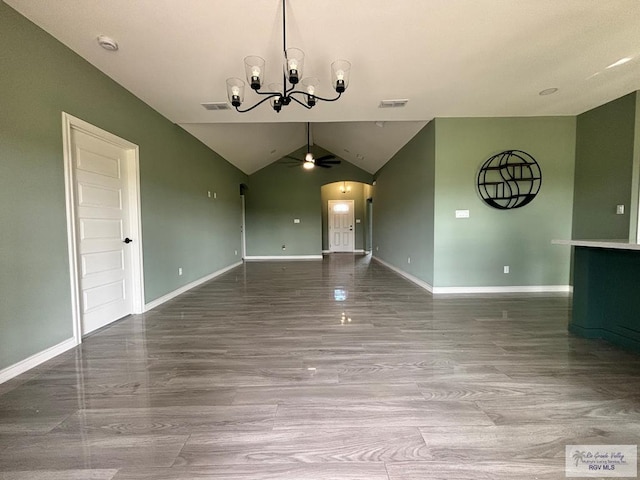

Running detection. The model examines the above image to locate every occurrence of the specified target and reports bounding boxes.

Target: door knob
[123,237,133,244]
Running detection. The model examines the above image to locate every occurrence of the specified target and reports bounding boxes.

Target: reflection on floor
[1,254,639,479]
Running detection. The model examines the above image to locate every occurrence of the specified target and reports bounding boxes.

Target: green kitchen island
[554,239,640,352]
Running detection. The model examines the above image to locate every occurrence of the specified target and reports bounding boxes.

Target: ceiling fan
[285,123,341,169]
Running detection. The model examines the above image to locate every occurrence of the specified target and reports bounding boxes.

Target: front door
[71,128,134,334]
[328,200,355,252]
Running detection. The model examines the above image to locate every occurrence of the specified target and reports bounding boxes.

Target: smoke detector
[97,35,118,51]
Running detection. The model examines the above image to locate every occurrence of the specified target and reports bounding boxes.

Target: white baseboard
[244,255,323,261]
[0,337,77,385]
[373,256,434,293]
[321,250,366,254]
[432,285,572,294]
[372,256,571,295]
[144,261,243,311]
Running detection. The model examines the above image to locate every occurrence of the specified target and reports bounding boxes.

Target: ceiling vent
[379,99,409,108]
[201,102,232,111]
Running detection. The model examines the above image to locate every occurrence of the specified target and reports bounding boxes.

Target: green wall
[434,117,576,287]
[374,117,576,289]
[0,3,246,371]
[374,121,436,285]
[573,92,637,240]
[321,182,368,251]
[245,147,373,256]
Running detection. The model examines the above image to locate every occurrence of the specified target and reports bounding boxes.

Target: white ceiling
[6,0,640,174]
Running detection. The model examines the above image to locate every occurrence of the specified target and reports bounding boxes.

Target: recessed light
[97,35,118,51]
[539,88,558,96]
[606,57,632,69]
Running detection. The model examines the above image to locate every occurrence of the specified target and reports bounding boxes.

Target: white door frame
[241,194,247,259]
[62,112,145,344]
[328,199,355,253]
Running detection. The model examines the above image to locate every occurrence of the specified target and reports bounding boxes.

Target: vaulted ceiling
[6,0,640,174]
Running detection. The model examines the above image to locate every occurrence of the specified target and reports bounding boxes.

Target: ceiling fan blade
[315,154,336,162]
[316,163,332,168]
[285,155,304,162]
[318,160,341,165]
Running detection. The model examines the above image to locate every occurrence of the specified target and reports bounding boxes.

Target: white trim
[0,337,76,385]
[144,261,242,311]
[62,113,145,343]
[244,255,323,261]
[241,195,247,259]
[432,285,572,294]
[322,250,366,254]
[373,256,434,292]
[373,256,571,295]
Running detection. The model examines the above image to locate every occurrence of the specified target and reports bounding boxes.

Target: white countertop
[552,239,640,251]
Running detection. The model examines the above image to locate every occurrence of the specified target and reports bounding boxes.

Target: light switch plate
[294,218,300,224]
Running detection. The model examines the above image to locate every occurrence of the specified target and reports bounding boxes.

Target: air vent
[201,102,231,111]
[379,99,409,108]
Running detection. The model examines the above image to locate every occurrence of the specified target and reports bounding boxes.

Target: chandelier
[225,0,351,113]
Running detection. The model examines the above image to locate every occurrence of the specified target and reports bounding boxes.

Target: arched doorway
[321,181,373,254]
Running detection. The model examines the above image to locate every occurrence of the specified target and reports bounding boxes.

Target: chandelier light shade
[331,60,351,93]
[301,77,319,106]
[244,56,265,90]
[284,48,305,84]
[226,78,245,107]
[226,0,351,113]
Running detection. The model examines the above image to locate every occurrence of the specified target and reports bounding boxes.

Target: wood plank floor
[1,254,640,479]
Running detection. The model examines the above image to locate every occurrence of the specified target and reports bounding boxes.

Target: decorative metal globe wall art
[477,150,542,210]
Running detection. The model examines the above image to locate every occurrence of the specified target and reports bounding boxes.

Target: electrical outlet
[207,191,211,198]
[616,204,625,215]
[503,266,509,274]
[376,246,379,251]
[234,250,238,256]
[213,192,217,199]
[178,267,183,276]
[407,257,411,264]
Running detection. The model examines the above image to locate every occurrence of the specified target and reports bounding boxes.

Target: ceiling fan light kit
[226,0,351,113]
[285,123,341,170]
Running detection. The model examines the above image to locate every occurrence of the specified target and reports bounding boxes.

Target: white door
[328,200,355,252]
[71,128,134,334]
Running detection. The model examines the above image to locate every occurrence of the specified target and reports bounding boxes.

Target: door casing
[62,112,145,343]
